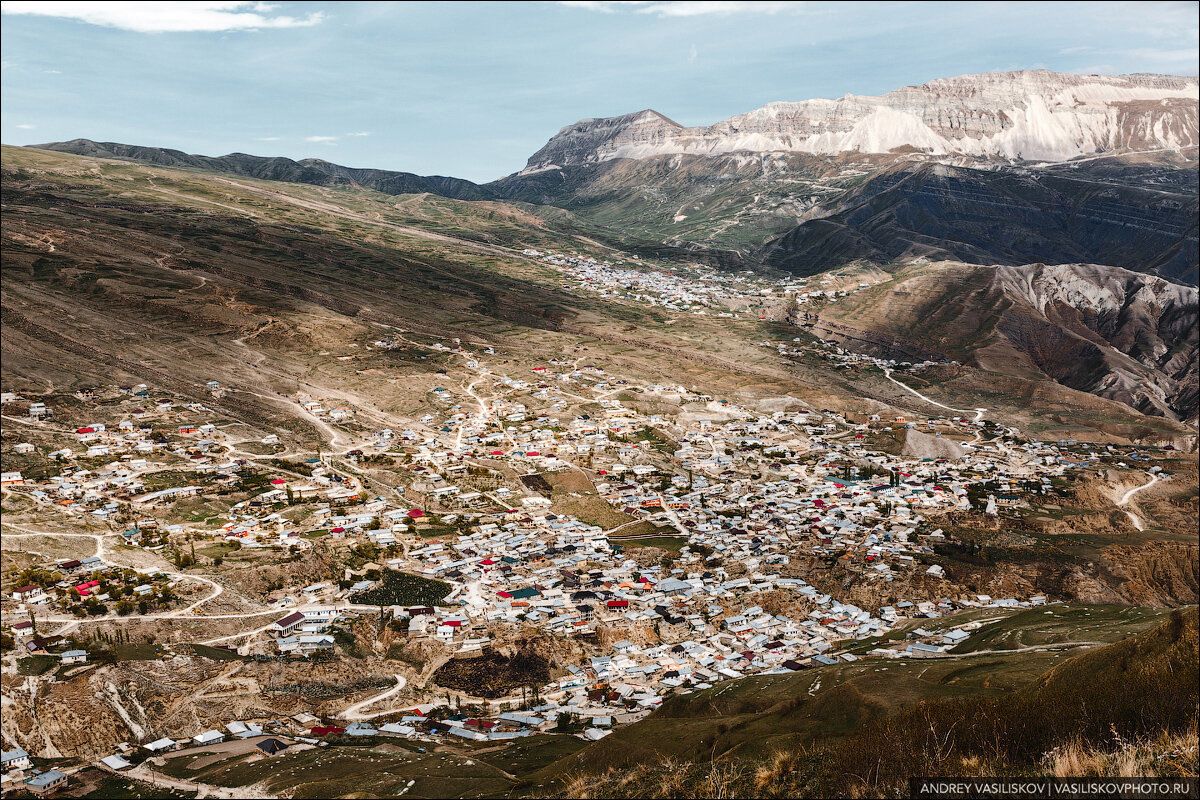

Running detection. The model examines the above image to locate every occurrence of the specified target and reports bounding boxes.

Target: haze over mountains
[36,70,1199,285]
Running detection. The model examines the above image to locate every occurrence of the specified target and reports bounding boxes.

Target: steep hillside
[809,261,1199,423]
[0,145,830,444]
[2,145,1192,449]
[0,145,608,443]
[759,161,1199,283]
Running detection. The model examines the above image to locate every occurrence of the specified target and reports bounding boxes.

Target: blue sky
[2,1,1197,181]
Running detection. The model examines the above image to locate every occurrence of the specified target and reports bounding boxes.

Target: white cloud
[16,123,35,129]
[304,135,338,143]
[0,2,325,33]
[255,136,281,141]
[558,1,803,17]
[345,131,371,137]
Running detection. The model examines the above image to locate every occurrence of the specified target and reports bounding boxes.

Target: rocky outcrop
[1099,542,1200,607]
[0,656,405,761]
[902,428,967,460]
[992,263,1199,419]
[522,71,1198,169]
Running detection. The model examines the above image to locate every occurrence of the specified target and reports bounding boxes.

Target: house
[24,770,68,796]
[193,730,225,746]
[277,634,335,654]
[12,585,43,602]
[226,721,263,738]
[270,611,306,636]
[310,726,345,736]
[1,472,24,486]
[143,737,177,753]
[60,649,88,665]
[942,628,970,646]
[1,748,31,771]
[907,642,944,658]
[101,754,132,770]
[255,738,290,756]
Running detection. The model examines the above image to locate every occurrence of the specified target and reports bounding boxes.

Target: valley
[1,64,1197,800]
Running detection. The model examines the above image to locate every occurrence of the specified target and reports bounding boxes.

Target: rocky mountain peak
[521,109,683,173]
[522,70,1199,169]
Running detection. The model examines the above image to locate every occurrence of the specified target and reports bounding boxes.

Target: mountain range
[33,70,1199,284]
[519,71,1198,168]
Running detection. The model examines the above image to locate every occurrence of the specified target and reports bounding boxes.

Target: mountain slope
[31,138,493,200]
[808,261,1199,424]
[28,70,1200,282]
[495,70,1199,281]
[758,160,1199,283]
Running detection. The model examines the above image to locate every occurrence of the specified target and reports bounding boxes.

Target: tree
[286,485,295,505]
[116,599,135,616]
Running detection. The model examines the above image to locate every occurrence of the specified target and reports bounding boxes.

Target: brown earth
[0,656,397,762]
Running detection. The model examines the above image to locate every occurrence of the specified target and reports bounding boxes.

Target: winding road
[882,367,986,423]
[340,673,408,720]
[1115,472,1159,531]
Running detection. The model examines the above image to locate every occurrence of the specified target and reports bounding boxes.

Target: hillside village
[0,250,1173,793]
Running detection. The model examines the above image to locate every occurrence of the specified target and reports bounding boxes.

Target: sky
[1,1,1197,182]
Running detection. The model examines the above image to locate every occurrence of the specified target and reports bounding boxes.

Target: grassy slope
[523,605,1178,787]
[541,606,1198,798]
[3,143,847,483]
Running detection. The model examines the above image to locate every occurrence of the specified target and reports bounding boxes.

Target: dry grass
[546,611,1199,799]
[1046,719,1199,779]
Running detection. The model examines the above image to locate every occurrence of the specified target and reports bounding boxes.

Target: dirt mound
[543,468,597,495]
[902,428,966,460]
[219,547,339,600]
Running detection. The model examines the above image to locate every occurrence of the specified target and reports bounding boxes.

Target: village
[0,252,1171,796]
